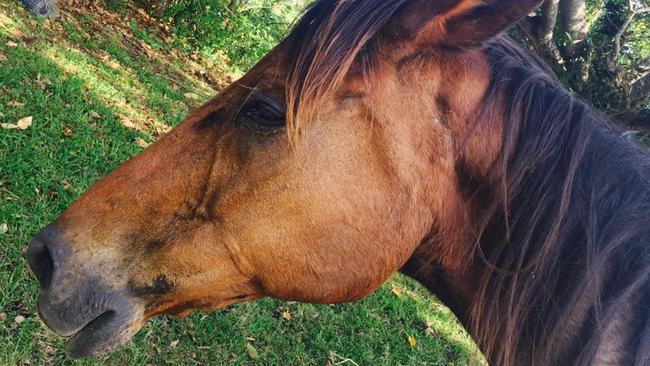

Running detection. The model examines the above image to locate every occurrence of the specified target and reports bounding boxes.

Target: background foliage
[162,0,306,70]
[114,0,650,126]
[515,0,649,126]
[106,0,310,71]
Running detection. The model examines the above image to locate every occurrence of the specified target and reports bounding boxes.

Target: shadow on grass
[55,9,222,114]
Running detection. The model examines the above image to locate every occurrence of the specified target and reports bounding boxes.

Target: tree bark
[631,72,650,107]
[557,0,591,91]
[540,0,560,43]
[559,0,589,51]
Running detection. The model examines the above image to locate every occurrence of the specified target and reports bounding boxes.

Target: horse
[26,0,650,364]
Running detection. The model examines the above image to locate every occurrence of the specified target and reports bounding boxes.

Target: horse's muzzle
[26,225,143,358]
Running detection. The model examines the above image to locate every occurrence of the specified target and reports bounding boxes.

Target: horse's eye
[238,97,285,131]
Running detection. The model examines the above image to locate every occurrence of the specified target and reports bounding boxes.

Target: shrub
[163,0,307,70]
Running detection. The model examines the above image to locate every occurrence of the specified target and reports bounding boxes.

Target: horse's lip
[64,310,143,358]
[67,310,116,338]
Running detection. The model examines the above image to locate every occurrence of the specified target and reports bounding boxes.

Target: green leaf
[246,342,260,360]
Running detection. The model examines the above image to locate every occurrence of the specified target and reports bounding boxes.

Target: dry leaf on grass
[408,335,417,347]
[2,116,33,130]
[63,128,73,137]
[15,315,26,324]
[183,92,200,100]
[7,101,25,108]
[0,54,7,62]
[121,117,137,129]
[90,111,102,119]
[424,323,435,336]
[391,288,402,298]
[17,116,33,129]
[136,138,150,148]
[0,223,8,234]
[6,41,18,48]
[282,310,292,321]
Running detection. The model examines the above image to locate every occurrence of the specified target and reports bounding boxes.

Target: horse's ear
[393,0,542,49]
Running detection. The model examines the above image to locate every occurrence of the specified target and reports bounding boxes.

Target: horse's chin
[65,312,144,359]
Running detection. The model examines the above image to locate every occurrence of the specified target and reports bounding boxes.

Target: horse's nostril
[27,238,54,290]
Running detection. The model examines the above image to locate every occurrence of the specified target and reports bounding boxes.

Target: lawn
[0,1,478,365]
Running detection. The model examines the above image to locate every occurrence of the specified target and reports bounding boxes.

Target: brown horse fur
[27,0,650,365]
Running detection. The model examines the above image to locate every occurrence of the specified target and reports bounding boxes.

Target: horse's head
[27,0,541,358]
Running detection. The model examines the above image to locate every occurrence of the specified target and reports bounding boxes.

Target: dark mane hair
[284,2,650,365]
[473,38,650,365]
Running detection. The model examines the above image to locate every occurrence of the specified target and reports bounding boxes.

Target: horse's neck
[399,247,478,331]
[400,248,495,359]
[400,233,645,366]
[400,127,650,365]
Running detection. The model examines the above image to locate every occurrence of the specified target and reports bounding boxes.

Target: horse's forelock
[284,0,408,139]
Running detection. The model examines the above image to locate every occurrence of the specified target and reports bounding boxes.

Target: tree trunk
[631,73,650,107]
[558,0,591,91]
[559,0,589,52]
[540,0,560,43]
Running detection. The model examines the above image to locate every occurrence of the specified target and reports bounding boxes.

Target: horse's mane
[473,38,650,365]
[284,2,650,365]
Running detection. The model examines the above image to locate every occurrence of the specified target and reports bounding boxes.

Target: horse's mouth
[63,310,143,358]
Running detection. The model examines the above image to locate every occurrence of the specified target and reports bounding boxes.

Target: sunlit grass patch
[0,5,28,39]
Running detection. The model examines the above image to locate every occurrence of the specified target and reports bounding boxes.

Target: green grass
[0,2,477,365]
